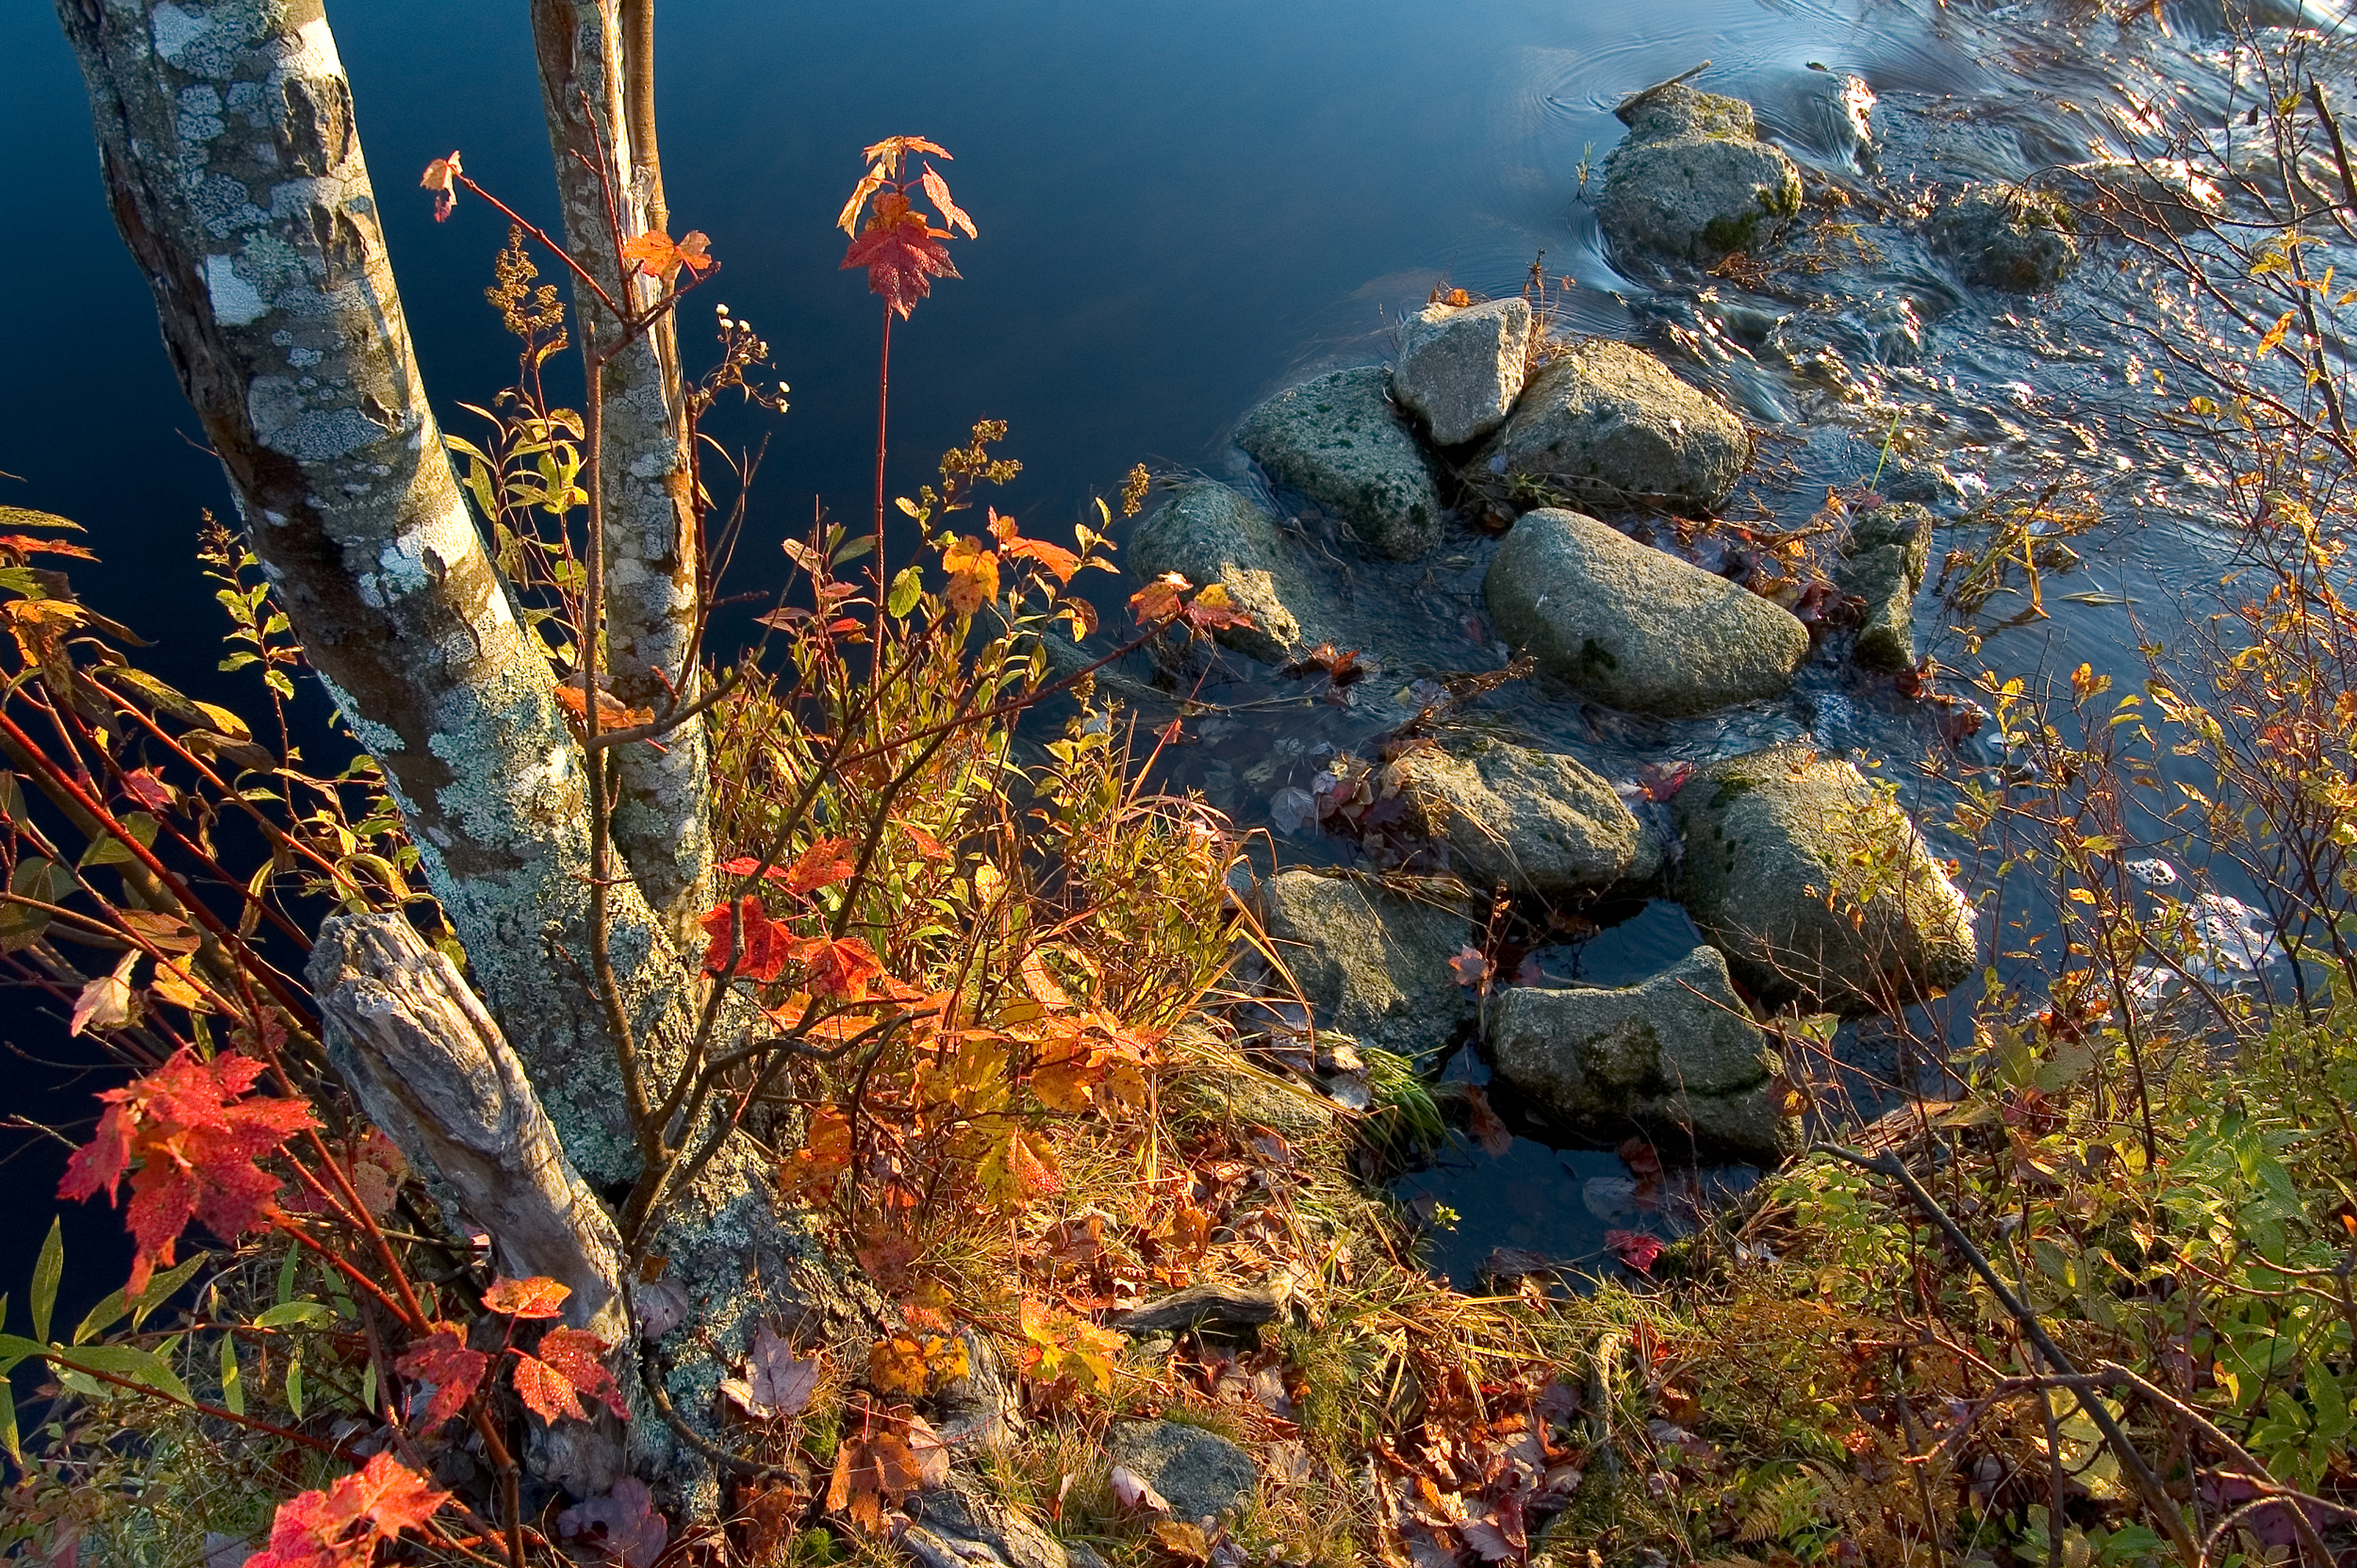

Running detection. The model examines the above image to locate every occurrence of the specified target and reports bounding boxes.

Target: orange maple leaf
[797,935,884,1002]
[918,163,977,239]
[861,135,951,178]
[482,1276,571,1319]
[534,1325,629,1420]
[619,229,716,288]
[843,192,962,321]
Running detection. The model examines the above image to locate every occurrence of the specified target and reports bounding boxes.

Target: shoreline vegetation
[12,9,2357,1568]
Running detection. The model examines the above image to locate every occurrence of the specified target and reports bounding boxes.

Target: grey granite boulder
[1486,508,1809,716]
[1928,184,2079,291]
[1837,503,1934,672]
[1108,1420,1257,1526]
[1393,298,1531,447]
[1476,341,1747,514]
[1673,745,1976,1015]
[1596,84,1805,266]
[1129,480,1335,667]
[1486,947,1791,1160]
[1262,870,1475,1065]
[1393,734,1661,898]
[1234,366,1443,560]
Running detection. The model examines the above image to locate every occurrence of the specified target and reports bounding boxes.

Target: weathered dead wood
[309,913,628,1343]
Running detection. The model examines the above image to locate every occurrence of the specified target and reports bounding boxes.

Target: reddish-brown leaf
[1463,1085,1513,1157]
[1129,574,1189,627]
[482,1276,571,1319]
[842,192,962,321]
[420,152,462,223]
[394,1328,491,1432]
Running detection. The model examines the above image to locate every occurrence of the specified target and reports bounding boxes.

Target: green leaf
[360,1359,376,1416]
[219,1334,243,1418]
[64,1344,192,1406]
[0,1370,19,1466]
[29,1219,60,1346]
[276,1247,299,1308]
[78,812,158,868]
[0,1333,51,1368]
[285,1348,304,1417]
[252,1300,334,1329]
[887,567,925,620]
[74,1250,207,1345]
[129,1252,208,1333]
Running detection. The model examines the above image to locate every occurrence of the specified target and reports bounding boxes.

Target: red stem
[873,299,893,674]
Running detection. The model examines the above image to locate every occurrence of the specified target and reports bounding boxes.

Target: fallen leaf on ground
[1604,1230,1665,1272]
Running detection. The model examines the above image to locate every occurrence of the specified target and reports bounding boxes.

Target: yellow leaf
[2256,309,2297,355]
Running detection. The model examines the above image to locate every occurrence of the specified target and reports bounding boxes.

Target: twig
[1810,1143,2201,1564]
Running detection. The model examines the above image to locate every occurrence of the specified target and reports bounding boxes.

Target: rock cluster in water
[1128,77,2043,1163]
[1595,84,1806,267]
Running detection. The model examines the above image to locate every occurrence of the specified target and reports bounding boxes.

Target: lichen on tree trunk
[52,0,856,1515]
[529,0,713,947]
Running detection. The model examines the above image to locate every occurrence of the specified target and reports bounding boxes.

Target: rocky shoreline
[1112,74,2104,1167]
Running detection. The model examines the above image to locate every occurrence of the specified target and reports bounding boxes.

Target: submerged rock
[1393,298,1531,447]
[1128,480,1335,667]
[1393,734,1661,898]
[1672,745,1976,1015]
[1476,340,1747,513]
[1262,870,1475,1065]
[1108,1421,1257,1526]
[1596,83,1805,267]
[1486,508,1809,716]
[1234,366,1444,560]
[1928,184,2079,292]
[1838,502,1934,672]
[1486,947,1790,1160]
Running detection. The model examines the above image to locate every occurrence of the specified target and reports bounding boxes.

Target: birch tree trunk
[52,0,857,1513]
[529,0,712,945]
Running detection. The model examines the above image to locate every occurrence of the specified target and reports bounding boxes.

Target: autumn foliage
[56,1048,316,1296]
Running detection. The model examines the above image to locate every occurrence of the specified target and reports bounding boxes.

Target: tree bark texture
[55,0,654,1183]
[529,0,711,944]
[54,1,857,1512]
[308,913,628,1342]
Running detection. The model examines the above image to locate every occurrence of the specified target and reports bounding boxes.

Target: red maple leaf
[246,1451,451,1568]
[842,191,961,320]
[482,1275,571,1319]
[58,1049,317,1296]
[535,1325,630,1420]
[393,1326,490,1432]
[700,896,796,982]
[1604,1229,1666,1273]
[796,935,884,1002]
